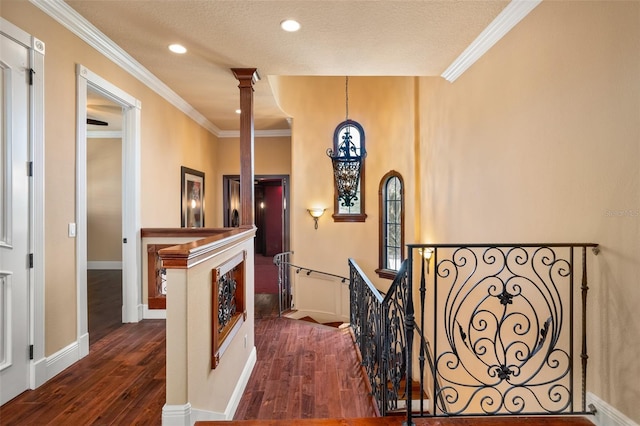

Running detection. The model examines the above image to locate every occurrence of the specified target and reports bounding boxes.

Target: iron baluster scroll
[403,243,598,421]
[348,258,409,416]
[218,272,237,333]
[211,251,246,369]
[349,259,384,411]
[381,260,410,414]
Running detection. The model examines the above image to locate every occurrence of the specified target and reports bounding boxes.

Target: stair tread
[297,316,343,328]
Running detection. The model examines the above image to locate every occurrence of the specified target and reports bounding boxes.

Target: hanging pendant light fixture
[326,77,366,208]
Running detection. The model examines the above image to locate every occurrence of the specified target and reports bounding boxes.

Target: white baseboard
[162,347,257,425]
[31,356,48,388]
[162,403,191,426]
[122,303,144,323]
[143,304,167,319]
[226,346,257,418]
[191,346,257,422]
[87,261,122,270]
[45,340,80,381]
[78,332,89,358]
[190,407,227,422]
[587,392,639,426]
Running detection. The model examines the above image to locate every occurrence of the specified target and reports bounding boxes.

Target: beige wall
[4,0,639,421]
[87,138,122,262]
[164,230,256,416]
[1,1,219,355]
[272,76,418,288]
[214,136,291,226]
[141,103,218,227]
[419,1,639,421]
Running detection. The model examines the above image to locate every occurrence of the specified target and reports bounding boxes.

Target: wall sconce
[423,248,433,260]
[422,247,434,274]
[307,208,326,230]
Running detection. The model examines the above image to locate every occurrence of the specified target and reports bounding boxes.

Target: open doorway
[86,88,123,344]
[223,175,290,299]
[223,175,290,253]
[76,65,142,358]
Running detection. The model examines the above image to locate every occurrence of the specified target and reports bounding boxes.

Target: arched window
[376,171,404,279]
[331,120,367,222]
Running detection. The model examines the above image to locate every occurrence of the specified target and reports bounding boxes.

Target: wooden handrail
[141,227,236,238]
[158,226,255,269]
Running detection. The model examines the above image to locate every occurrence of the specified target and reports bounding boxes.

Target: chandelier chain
[345,76,349,121]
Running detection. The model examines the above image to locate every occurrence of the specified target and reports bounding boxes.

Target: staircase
[384,378,429,415]
[297,315,345,328]
[244,245,600,426]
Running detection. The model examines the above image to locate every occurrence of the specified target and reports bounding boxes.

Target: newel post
[581,246,589,412]
[231,68,259,226]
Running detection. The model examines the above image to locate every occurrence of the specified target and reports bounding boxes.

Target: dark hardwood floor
[233,313,378,420]
[0,278,378,425]
[0,270,165,425]
[0,318,166,425]
[255,293,280,319]
[0,276,594,426]
[88,269,123,345]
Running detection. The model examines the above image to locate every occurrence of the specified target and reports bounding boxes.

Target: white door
[0,31,31,404]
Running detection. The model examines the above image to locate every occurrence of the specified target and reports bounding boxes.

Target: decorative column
[231,68,259,226]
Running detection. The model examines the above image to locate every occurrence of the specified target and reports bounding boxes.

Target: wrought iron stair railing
[348,243,599,425]
[273,251,294,315]
[349,258,412,415]
[274,251,350,316]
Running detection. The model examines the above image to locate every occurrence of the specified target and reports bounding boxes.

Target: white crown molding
[256,129,291,138]
[218,129,292,139]
[441,0,542,83]
[29,0,222,136]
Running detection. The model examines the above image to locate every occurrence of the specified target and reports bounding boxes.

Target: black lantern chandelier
[326,77,366,208]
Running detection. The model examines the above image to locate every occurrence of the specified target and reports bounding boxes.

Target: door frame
[76,65,141,357]
[0,17,45,389]
[223,174,290,254]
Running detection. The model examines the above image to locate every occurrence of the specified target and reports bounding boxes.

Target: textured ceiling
[65,0,510,132]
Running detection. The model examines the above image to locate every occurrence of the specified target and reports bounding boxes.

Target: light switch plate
[68,223,76,238]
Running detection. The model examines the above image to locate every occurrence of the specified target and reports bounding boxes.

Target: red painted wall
[264,186,283,256]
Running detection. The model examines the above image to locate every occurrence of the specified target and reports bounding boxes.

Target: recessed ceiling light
[168,44,187,54]
[280,19,301,32]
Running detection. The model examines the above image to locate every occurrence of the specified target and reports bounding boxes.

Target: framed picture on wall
[181,166,205,228]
